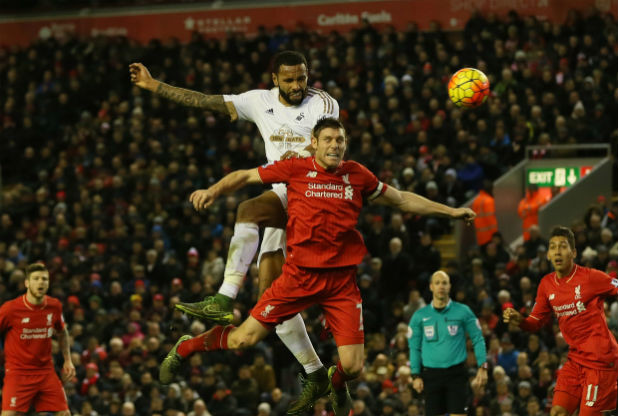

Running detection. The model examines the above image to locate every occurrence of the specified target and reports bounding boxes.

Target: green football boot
[159,335,192,384]
[327,365,352,416]
[175,294,233,324]
[287,367,330,415]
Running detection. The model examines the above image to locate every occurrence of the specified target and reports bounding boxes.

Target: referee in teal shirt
[408,271,488,416]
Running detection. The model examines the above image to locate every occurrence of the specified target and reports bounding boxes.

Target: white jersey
[224,87,339,163]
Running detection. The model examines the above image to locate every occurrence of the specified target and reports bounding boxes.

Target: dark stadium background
[0,1,617,415]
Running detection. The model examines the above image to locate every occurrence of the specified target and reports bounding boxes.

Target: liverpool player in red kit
[0,263,75,416]
[159,118,476,415]
[504,226,618,416]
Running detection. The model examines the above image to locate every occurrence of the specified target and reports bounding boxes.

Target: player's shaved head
[430,270,450,284]
[272,51,308,74]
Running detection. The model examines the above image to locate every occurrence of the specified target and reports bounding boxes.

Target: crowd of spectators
[1,6,618,416]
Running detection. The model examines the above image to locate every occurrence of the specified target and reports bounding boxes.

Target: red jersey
[258,157,385,268]
[0,295,66,374]
[522,265,618,369]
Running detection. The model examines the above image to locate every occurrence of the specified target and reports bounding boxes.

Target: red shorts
[2,370,68,412]
[251,263,364,346]
[553,359,618,415]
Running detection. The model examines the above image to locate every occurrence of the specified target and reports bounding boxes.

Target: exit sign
[526,166,592,187]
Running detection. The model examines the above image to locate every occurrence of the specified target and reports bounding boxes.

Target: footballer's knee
[236,198,259,222]
[339,357,364,378]
[237,192,286,227]
[550,406,569,416]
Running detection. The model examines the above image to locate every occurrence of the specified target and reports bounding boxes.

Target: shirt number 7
[356,303,364,331]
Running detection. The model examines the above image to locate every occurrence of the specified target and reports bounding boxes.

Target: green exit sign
[526,167,591,187]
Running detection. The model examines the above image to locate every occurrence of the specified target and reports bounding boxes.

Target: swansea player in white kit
[130,51,338,413]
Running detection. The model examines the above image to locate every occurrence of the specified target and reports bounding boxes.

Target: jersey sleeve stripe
[325,93,333,114]
[319,91,333,114]
[368,182,385,201]
[309,87,336,116]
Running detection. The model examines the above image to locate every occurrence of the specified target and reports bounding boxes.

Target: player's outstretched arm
[503,306,550,332]
[190,168,262,211]
[374,186,476,224]
[57,327,75,382]
[129,63,237,119]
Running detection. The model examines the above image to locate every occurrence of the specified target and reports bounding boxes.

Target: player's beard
[280,87,307,106]
[28,287,46,302]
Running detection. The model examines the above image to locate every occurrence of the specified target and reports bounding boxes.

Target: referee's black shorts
[422,362,468,415]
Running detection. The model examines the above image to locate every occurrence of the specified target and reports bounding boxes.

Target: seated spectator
[269,387,292,416]
[514,380,534,414]
[231,365,260,413]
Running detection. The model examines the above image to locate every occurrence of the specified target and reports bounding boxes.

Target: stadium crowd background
[1,5,618,416]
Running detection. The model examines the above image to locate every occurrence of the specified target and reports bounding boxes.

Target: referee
[408,271,488,416]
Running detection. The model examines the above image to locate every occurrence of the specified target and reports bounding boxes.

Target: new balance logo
[549,294,555,300]
[306,171,317,178]
[21,317,30,323]
[265,108,274,115]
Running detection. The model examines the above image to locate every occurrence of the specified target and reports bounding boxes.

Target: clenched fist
[129,63,157,91]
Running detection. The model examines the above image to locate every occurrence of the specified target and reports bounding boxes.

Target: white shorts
[258,184,287,264]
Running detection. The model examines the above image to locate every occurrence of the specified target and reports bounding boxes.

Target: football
[447,68,490,108]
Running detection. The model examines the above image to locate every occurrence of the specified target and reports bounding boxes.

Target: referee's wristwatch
[478,362,489,371]
[411,374,422,380]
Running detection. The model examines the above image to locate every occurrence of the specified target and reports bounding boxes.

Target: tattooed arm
[129,62,238,120]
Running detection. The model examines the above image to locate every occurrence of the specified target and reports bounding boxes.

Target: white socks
[276,313,324,374]
[219,223,323,374]
[218,223,259,299]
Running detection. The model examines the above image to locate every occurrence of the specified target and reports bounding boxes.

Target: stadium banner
[0,0,616,47]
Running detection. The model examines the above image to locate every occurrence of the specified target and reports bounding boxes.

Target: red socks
[177,325,234,358]
[330,361,354,392]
